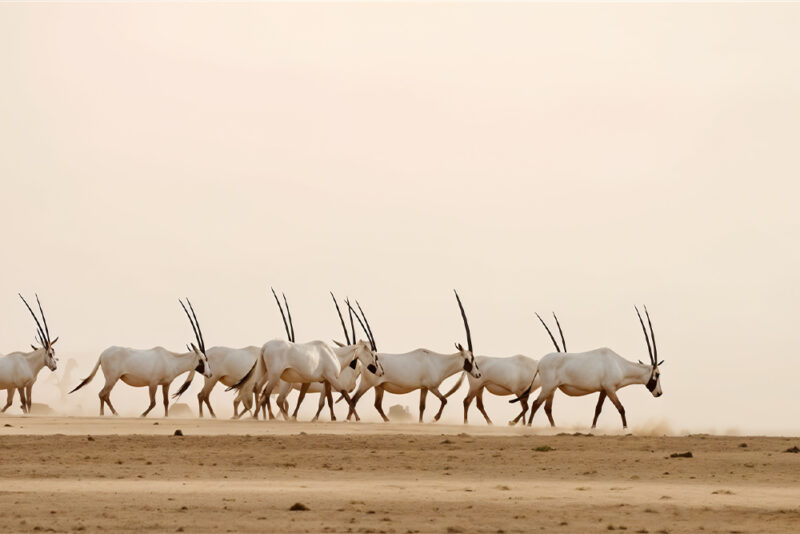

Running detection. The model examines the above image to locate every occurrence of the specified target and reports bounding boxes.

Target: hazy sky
[2,3,799,432]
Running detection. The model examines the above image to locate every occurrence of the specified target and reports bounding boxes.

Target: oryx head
[179,299,212,378]
[346,299,384,376]
[19,293,58,371]
[635,305,662,398]
[454,290,481,379]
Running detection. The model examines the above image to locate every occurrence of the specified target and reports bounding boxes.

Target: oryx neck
[619,360,653,388]
[24,348,49,374]
[442,351,467,374]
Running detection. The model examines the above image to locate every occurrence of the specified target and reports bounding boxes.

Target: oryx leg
[509,395,529,426]
[325,383,336,421]
[233,388,252,419]
[262,376,286,420]
[591,391,607,428]
[99,376,120,416]
[162,384,170,417]
[197,378,218,418]
[18,388,28,413]
[418,388,428,423]
[291,383,310,420]
[526,386,556,426]
[347,384,369,422]
[312,384,328,422]
[543,394,556,427]
[605,389,627,429]
[25,385,32,413]
[2,388,14,413]
[462,387,477,424]
[429,387,449,422]
[475,389,492,425]
[337,390,353,415]
[258,389,276,420]
[373,387,389,422]
[141,385,158,417]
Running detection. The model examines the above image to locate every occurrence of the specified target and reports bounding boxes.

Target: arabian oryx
[458,313,568,426]
[230,289,382,421]
[346,291,482,423]
[276,293,365,421]
[70,299,212,416]
[0,294,59,413]
[512,306,663,429]
[195,345,261,418]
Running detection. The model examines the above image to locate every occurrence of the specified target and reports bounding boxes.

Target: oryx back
[101,346,179,387]
[477,355,539,396]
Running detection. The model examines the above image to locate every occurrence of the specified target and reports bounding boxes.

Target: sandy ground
[1,417,799,533]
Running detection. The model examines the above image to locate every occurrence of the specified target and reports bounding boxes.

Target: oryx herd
[2,290,664,429]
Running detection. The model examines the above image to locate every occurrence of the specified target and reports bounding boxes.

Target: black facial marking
[195,360,205,373]
[349,359,358,369]
[367,364,377,374]
[645,371,658,392]
[463,359,473,372]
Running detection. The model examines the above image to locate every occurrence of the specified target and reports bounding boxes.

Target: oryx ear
[455,342,463,352]
[191,343,200,354]
[50,337,59,345]
[349,359,358,369]
[638,360,643,364]
[657,360,664,366]
[332,340,345,348]
[31,345,38,351]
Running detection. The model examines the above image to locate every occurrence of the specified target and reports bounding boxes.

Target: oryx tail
[443,372,466,398]
[69,357,102,394]
[509,368,539,404]
[226,345,264,393]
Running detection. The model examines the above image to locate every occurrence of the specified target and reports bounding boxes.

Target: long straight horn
[19,294,47,347]
[282,293,295,342]
[330,292,351,345]
[179,299,202,354]
[355,301,376,351]
[643,305,657,364]
[348,298,356,346]
[35,294,51,346]
[635,306,654,365]
[346,299,372,349]
[553,313,566,353]
[536,313,561,352]
[271,287,291,342]
[186,299,205,354]
[453,290,472,353]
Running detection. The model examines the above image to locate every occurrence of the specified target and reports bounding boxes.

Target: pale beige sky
[1,3,799,432]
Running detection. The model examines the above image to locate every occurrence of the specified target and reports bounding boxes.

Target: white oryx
[196,345,261,418]
[346,291,482,423]
[460,313,567,426]
[276,293,364,421]
[512,306,663,429]
[70,299,212,416]
[231,289,382,421]
[0,294,59,413]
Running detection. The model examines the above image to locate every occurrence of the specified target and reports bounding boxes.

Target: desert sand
[0,417,798,533]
